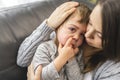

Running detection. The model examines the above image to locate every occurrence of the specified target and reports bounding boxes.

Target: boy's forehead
[68,9,82,21]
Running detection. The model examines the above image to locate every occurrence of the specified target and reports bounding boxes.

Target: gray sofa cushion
[0,0,68,80]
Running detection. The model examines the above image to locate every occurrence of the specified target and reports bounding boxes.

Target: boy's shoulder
[39,40,55,46]
[37,40,56,50]
[36,40,57,56]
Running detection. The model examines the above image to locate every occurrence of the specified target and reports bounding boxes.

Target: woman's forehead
[90,5,102,32]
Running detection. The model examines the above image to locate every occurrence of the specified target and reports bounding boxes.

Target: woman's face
[85,5,102,49]
[57,12,86,48]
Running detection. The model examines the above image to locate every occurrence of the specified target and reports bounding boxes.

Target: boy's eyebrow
[69,24,79,29]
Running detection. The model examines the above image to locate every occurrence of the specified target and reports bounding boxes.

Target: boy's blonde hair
[77,3,91,24]
[55,3,91,45]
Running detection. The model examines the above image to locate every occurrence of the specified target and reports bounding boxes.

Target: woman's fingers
[59,1,79,12]
[27,64,34,80]
[35,65,42,80]
[27,64,42,80]
[63,7,76,18]
[47,1,79,29]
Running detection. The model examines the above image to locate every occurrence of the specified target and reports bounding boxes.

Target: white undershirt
[84,72,93,80]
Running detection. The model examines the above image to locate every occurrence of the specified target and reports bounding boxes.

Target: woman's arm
[17,20,54,67]
[17,1,79,67]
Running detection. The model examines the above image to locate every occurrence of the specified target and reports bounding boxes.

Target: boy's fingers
[64,38,72,47]
[58,43,62,49]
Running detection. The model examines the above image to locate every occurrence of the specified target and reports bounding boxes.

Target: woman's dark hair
[100,0,120,61]
[84,0,120,73]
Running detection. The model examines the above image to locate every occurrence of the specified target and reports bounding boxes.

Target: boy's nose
[73,34,79,41]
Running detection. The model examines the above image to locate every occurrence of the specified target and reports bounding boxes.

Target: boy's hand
[58,37,79,61]
[47,1,79,29]
[53,38,79,71]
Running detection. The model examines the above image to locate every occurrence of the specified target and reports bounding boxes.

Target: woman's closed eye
[96,32,102,38]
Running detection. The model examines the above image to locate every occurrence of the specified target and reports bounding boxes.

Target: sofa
[0,0,95,80]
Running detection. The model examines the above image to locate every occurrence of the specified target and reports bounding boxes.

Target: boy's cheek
[77,40,83,47]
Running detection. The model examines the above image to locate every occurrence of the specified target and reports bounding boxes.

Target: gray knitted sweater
[32,40,83,80]
[17,20,120,80]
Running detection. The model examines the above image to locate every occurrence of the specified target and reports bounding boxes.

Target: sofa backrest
[0,0,68,80]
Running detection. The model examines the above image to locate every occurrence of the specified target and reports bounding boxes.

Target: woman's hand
[47,1,79,29]
[27,64,42,80]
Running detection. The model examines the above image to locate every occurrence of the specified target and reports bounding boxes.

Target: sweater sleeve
[32,42,60,80]
[42,62,60,80]
[94,60,120,80]
[17,20,54,67]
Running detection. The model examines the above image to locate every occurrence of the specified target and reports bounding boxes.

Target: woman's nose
[85,28,94,38]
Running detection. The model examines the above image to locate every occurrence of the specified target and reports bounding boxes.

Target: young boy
[32,3,91,80]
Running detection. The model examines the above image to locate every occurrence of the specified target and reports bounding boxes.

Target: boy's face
[57,11,86,48]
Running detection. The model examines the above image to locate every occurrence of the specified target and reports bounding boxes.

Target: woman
[18,0,120,80]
